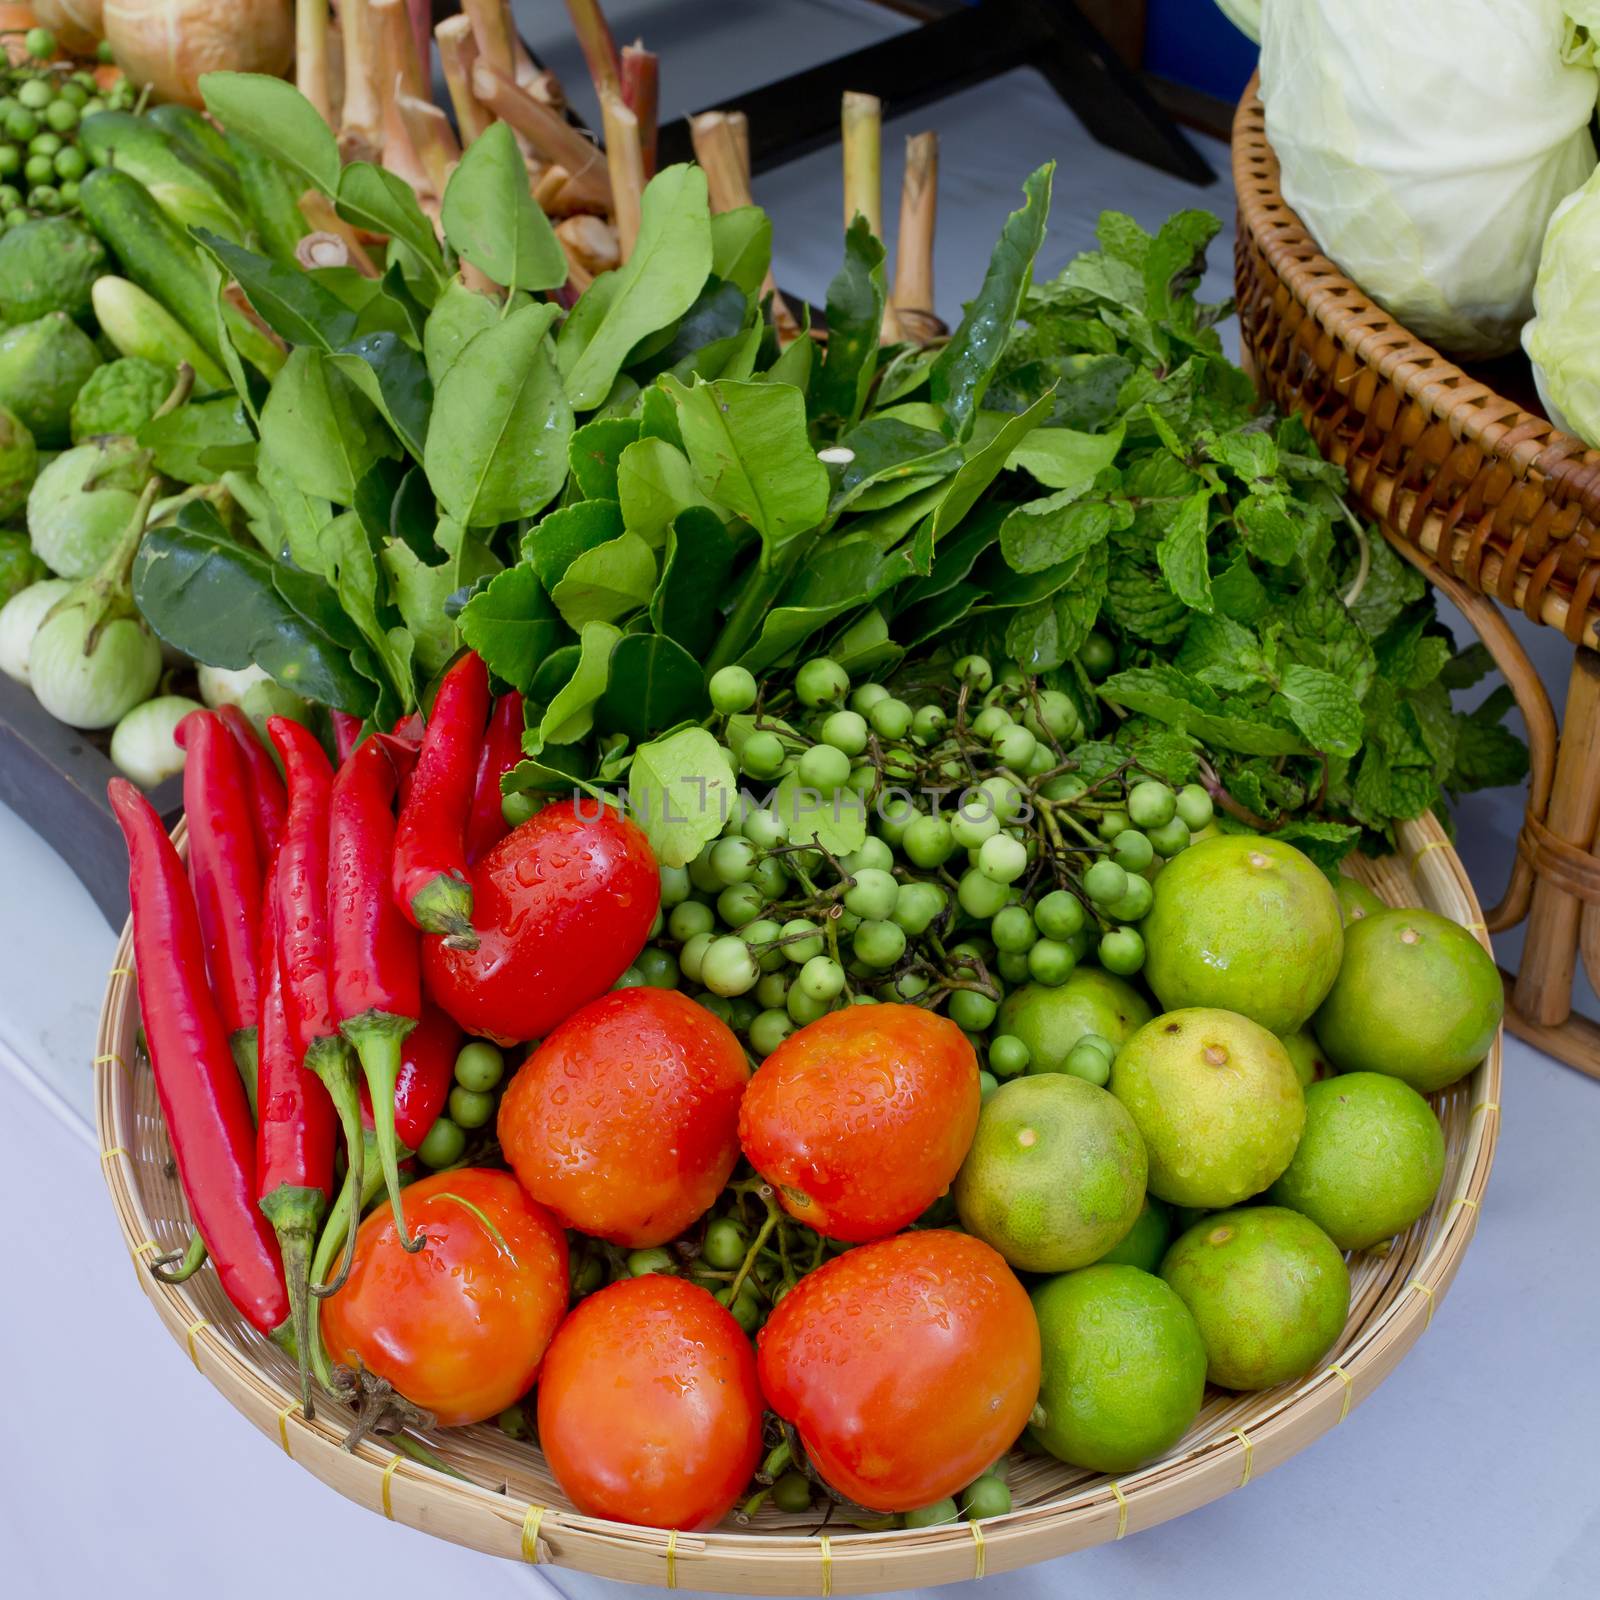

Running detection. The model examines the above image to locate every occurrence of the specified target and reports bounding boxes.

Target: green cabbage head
[1260,0,1598,357]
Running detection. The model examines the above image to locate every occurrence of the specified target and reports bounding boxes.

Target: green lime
[1335,876,1386,926]
[1268,1072,1445,1249]
[1314,908,1501,1092]
[1030,1265,1207,1472]
[1277,1027,1334,1088]
[1160,1206,1349,1391]
[1111,1008,1305,1209]
[1140,835,1344,1033]
[1094,1195,1172,1271]
[954,1075,1147,1273]
[999,968,1153,1075]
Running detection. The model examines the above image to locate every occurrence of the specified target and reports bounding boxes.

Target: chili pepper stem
[409,873,478,950]
[305,1036,367,1292]
[260,1182,328,1417]
[149,1230,208,1284]
[341,1011,423,1251]
[230,1028,259,1120]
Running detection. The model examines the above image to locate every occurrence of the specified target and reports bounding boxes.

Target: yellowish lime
[998,968,1152,1075]
[1141,835,1343,1033]
[1268,1071,1445,1249]
[954,1075,1146,1273]
[1160,1206,1349,1391]
[1111,1007,1305,1208]
[1314,908,1502,1091]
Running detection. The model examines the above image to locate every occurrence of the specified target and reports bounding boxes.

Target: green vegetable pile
[0,66,1524,854]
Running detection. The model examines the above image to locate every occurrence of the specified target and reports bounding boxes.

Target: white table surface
[4,3,1599,1596]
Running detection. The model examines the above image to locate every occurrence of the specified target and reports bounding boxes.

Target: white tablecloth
[4,4,1598,1596]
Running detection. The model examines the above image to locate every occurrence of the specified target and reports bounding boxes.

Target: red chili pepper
[330,710,363,763]
[330,733,424,1250]
[393,651,489,948]
[107,779,289,1337]
[175,710,262,1115]
[266,716,368,1294]
[216,704,286,864]
[466,691,525,866]
[393,1002,462,1153]
[255,872,336,1414]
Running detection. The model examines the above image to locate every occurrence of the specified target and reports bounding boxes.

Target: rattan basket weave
[1232,76,1600,652]
[96,815,1499,1591]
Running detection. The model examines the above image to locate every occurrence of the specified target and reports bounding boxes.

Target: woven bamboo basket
[1232,75,1600,1081]
[96,814,1499,1591]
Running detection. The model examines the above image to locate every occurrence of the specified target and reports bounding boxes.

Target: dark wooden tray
[0,672,182,926]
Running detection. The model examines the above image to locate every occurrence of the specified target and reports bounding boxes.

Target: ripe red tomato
[738,1003,981,1241]
[758,1230,1040,1512]
[319,1168,568,1426]
[422,799,659,1045]
[538,1275,763,1530]
[498,987,748,1246]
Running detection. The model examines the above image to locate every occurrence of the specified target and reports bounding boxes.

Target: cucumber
[91,277,230,390]
[225,131,310,266]
[78,168,283,380]
[79,112,241,225]
[145,105,249,214]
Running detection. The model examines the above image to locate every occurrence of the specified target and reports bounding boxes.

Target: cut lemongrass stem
[396,92,462,197]
[893,131,943,344]
[297,191,381,275]
[259,1183,328,1417]
[471,61,612,211]
[565,0,622,99]
[435,15,493,144]
[461,0,516,73]
[841,91,882,237]
[296,0,333,124]
[599,89,644,259]
[620,42,658,178]
[341,1013,423,1252]
[338,0,384,163]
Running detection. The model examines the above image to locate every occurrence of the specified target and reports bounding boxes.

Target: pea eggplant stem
[393,651,490,948]
[333,734,425,1251]
[256,872,337,1416]
[465,689,525,865]
[107,779,291,1339]
[176,710,265,1118]
[267,717,369,1300]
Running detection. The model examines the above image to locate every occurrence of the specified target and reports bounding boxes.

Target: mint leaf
[1274,665,1363,757]
[1155,489,1214,612]
[1101,664,1305,756]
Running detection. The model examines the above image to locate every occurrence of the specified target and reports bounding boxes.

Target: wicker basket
[96,815,1499,1591]
[1233,75,1600,1080]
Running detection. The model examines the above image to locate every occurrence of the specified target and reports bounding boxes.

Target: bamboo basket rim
[1232,72,1600,648]
[95,813,1500,1591]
